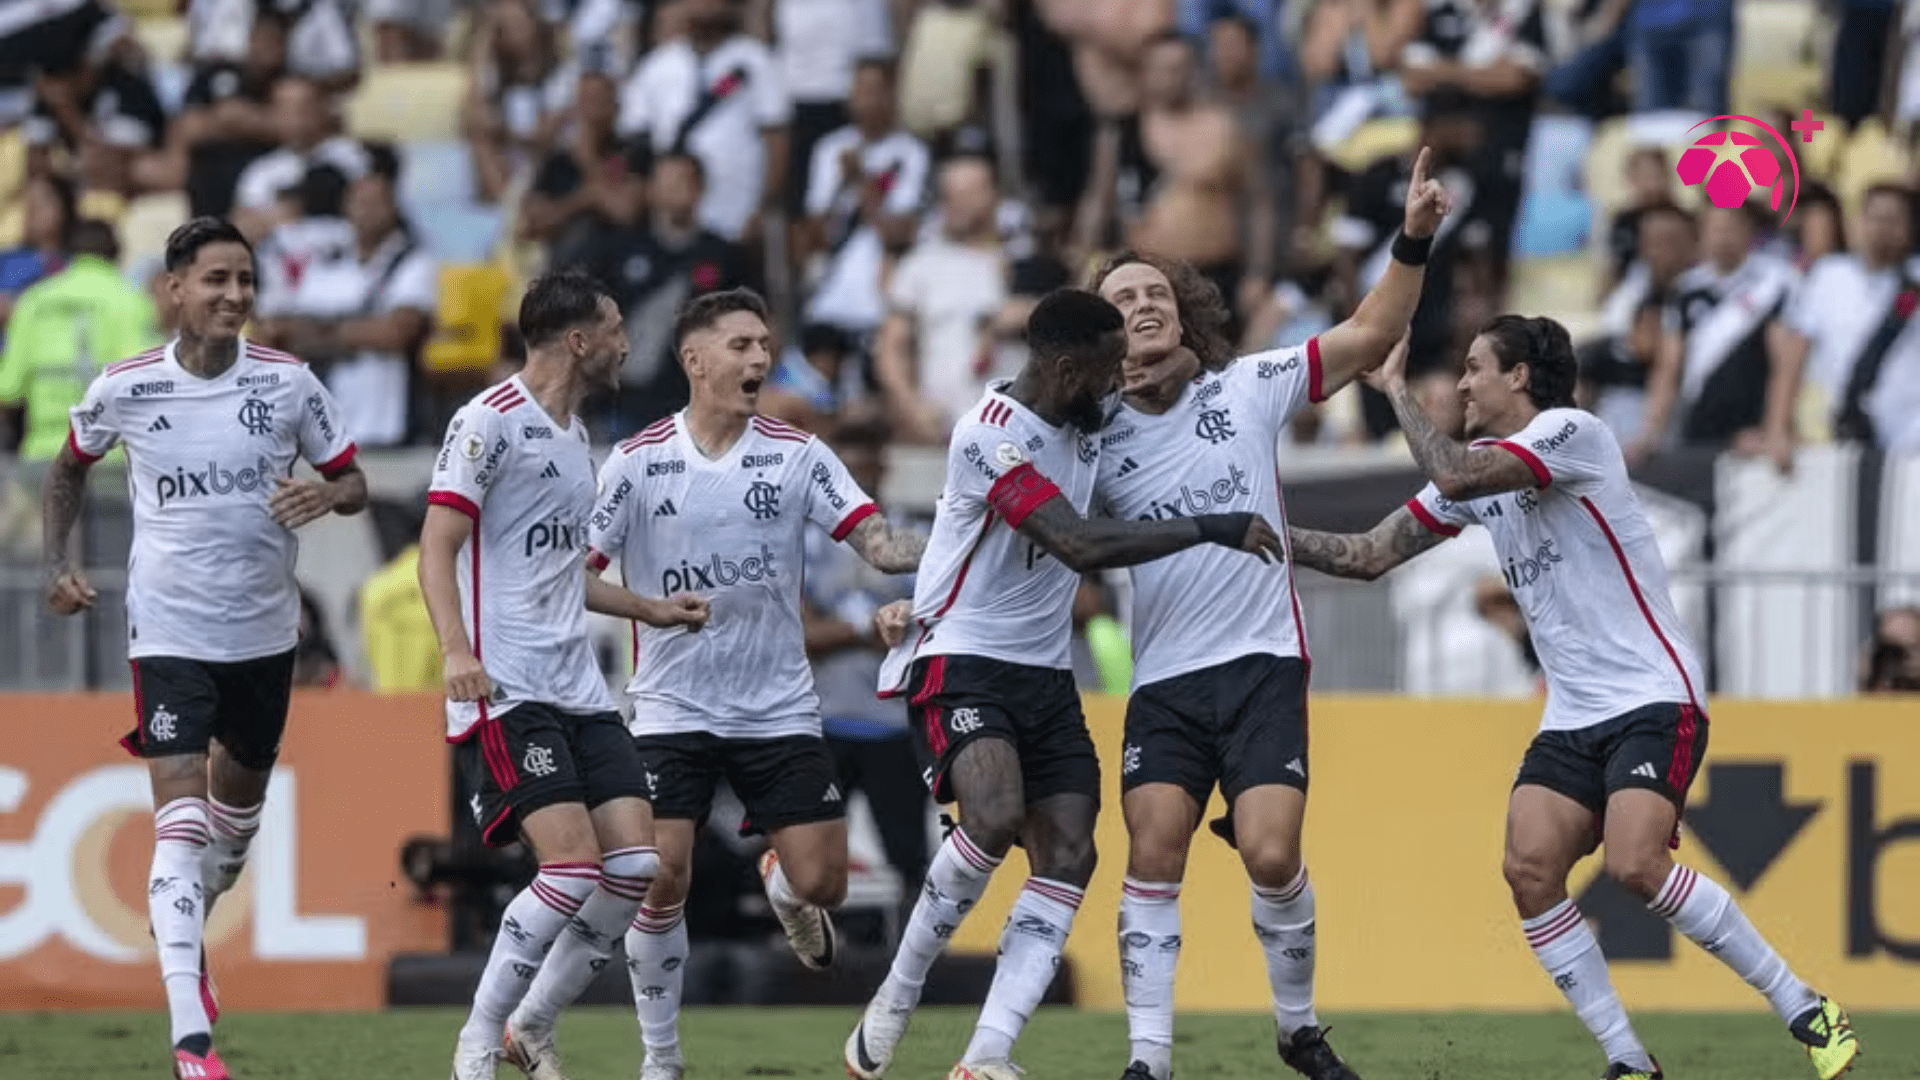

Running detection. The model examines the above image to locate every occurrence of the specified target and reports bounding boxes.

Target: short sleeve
[803,133,843,218]
[887,252,925,312]
[948,424,1061,529]
[749,46,791,127]
[296,370,359,477]
[586,448,640,571]
[232,154,282,211]
[427,405,508,520]
[615,64,656,139]
[1234,339,1322,429]
[1782,261,1830,337]
[1407,483,1476,537]
[1480,408,1613,492]
[66,373,122,462]
[882,140,930,216]
[802,440,879,541]
[379,250,439,314]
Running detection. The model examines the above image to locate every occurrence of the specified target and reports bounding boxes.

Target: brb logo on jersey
[661,544,779,593]
[1674,111,1821,224]
[155,456,277,507]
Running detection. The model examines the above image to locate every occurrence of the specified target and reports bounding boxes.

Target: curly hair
[1089,250,1236,372]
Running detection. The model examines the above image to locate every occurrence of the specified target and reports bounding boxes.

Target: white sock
[962,877,1083,1065]
[625,901,688,1060]
[151,798,212,1047]
[1119,878,1181,1080]
[1251,867,1319,1036]
[457,862,600,1047]
[1524,899,1652,1070]
[202,797,260,908]
[881,827,1001,1004]
[514,847,659,1030]
[1650,864,1819,1023]
[765,857,804,917]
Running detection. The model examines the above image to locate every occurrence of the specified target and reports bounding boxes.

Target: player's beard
[1063,390,1113,434]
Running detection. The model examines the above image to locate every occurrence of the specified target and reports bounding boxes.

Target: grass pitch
[1,1007,1914,1079]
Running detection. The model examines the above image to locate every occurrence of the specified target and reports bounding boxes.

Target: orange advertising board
[0,691,449,1011]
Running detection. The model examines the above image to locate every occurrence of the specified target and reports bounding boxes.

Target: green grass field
[2,1007,1914,1080]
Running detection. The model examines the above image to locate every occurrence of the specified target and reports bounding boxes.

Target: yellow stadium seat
[133,16,189,62]
[1323,118,1418,175]
[1731,64,1822,119]
[118,192,190,271]
[1508,254,1602,332]
[422,261,512,374]
[1738,0,1819,68]
[344,63,469,142]
[1834,120,1911,213]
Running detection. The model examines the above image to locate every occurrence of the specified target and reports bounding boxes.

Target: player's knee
[648,856,693,906]
[1603,847,1671,901]
[958,792,1024,859]
[785,849,849,908]
[1034,830,1097,887]
[1238,839,1302,891]
[1125,832,1188,883]
[1502,849,1561,908]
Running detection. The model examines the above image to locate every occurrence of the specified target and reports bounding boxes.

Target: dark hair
[1026,288,1125,362]
[1089,250,1236,371]
[1638,200,1696,232]
[67,218,119,261]
[363,140,403,184]
[1862,181,1914,220]
[673,287,769,349]
[164,216,252,272]
[518,268,616,349]
[853,55,897,81]
[1208,9,1258,38]
[293,162,349,217]
[654,149,706,187]
[1477,315,1579,410]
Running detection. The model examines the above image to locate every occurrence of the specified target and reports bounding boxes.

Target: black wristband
[1391,230,1433,266]
[1196,512,1255,548]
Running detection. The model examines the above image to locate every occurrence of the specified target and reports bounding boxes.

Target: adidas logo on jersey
[655,500,678,517]
[1632,762,1659,779]
[148,416,172,432]
[540,461,561,480]
[1116,457,1140,476]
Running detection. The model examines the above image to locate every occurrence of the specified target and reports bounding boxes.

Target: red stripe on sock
[1025,879,1085,909]
[950,828,997,872]
[1525,904,1584,947]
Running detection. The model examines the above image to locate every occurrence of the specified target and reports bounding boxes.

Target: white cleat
[844,992,916,1079]
[639,1050,685,1080]
[501,1014,568,1080]
[759,849,837,970]
[948,1061,1026,1080]
[451,1036,500,1080]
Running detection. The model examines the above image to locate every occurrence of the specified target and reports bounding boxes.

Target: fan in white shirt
[1288,317,1858,1080]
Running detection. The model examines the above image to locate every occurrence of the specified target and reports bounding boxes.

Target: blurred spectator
[371,0,457,62]
[465,0,575,203]
[22,36,165,201]
[1070,573,1131,694]
[875,152,1020,444]
[0,174,76,333]
[0,0,131,144]
[0,219,154,465]
[1603,145,1672,290]
[1763,184,1920,466]
[1621,0,1732,115]
[1037,0,1173,121]
[899,0,1003,142]
[618,0,791,243]
[1178,0,1297,86]
[1400,0,1547,288]
[1013,0,1097,234]
[1472,573,1540,678]
[802,419,930,892]
[1634,205,1797,463]
[1210,10,1302,280]
[1300,0,1419,127]
[361,543,443,691]
[1582,201,1695,441]
[231,76,370,240]
[168,9,289,220]
[295,588,344,688]
[188,0,360,93]
[1862,606,1920,693]
[1775,183,1847,271]
[522,68,645,266]
[1076,31,1273,332]
[1832,0,1899,130]
[775,0,894,216]
[1542,0,1633,120]
[582,151,758,435]
[258,145,438,447]
[799,57,928,343]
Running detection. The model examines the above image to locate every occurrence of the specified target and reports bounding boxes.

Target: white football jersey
[66,339,357,663]
[1409,407,1705,730]
[1097,343,1321,688]
[587,412,878,739]
[878,384,1102,693]
[428,377,614,740]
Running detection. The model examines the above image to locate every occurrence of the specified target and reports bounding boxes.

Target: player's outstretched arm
[1017,494,1283,572]
[41,440,97,615]
[1314,146,1452,397]
[844,513,927,573]
[582,569,711,632]
[418,503,493,703]
[1287,505,1447,582]
[1371,340,1538,501]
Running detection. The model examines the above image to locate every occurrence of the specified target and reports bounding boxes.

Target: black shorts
[1122,653,1309,814]
[1514,702,1709,846]
[904,654,1100,808]
[457,702,653,847]
[0,0,119,80]
[123,650,297,770]
[633,731,845,836]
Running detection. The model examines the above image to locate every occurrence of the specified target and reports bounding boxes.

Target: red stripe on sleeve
[585,548,610,572]
[1492,440,1553,488]
[316,443,358,479]
[1306,336,1327,403]
[832,502,878,542]
[987,462,1062,529]
[1405,497,1461,537]
[66,428,102,464]
[428,490,481,521]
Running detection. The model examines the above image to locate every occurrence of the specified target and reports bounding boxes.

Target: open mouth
[741,377,764,395]
[1131,315,1165,335]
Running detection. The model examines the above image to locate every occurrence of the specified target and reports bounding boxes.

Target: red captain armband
[987,462,1061,528]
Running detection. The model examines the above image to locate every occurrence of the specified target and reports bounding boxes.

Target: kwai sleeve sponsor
[585,448,640,571]
[427,405,508,521]
[295,369,358,478]
[802,439,878,541]
[1482,408,1613,492]
[1236,340,1321,429]
[1407,482,1478,536]
[66,372,123,462]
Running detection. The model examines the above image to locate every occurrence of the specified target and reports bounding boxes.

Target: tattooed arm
[844,513,928,573]
[1384,379,1540,500]
[1286,505,1449,582]
[42,441,97,613]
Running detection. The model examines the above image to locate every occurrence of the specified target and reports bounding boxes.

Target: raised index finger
[1409,146,1432,192]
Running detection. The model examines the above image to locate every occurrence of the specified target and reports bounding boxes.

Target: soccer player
[510,288,925,1080]
[1285,318,1860,1080]
[847,288,1284,1080]
[419,269,709,1080]
[42,216,367,1080]
[1087,149,1451,1080]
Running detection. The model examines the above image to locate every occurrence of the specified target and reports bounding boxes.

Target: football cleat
[759,849,837,970]
[947,1061,1025,1080]
[173,1046,231,1080]
[502,1014,569,1080]
[640,1051,685,1080]
[451,1035,500,1080]
[1280,1026,1361,1080]
[1790,996,1860,1080]
[1118,1060,1161,1079]
[1601,1060,1663,1080]
[844,990,915,1078]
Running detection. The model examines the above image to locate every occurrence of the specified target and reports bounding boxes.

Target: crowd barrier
[2,693,1915,1012]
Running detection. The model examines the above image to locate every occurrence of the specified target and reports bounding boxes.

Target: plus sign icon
[1673,110,1823,223]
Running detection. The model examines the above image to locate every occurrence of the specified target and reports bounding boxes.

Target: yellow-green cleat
[1602,1058,1662,1080]
[1789,996,1860,1080]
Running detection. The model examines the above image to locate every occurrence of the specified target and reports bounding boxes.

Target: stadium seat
[1731,64,1822,119]
[1833,120,1911,212]
[1737,0,1819,69]
[118,192,191,271]
[1322,117,1418,175]
[1507,253,1602,341]
[345,63,468,142]
[132,16,189,62]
